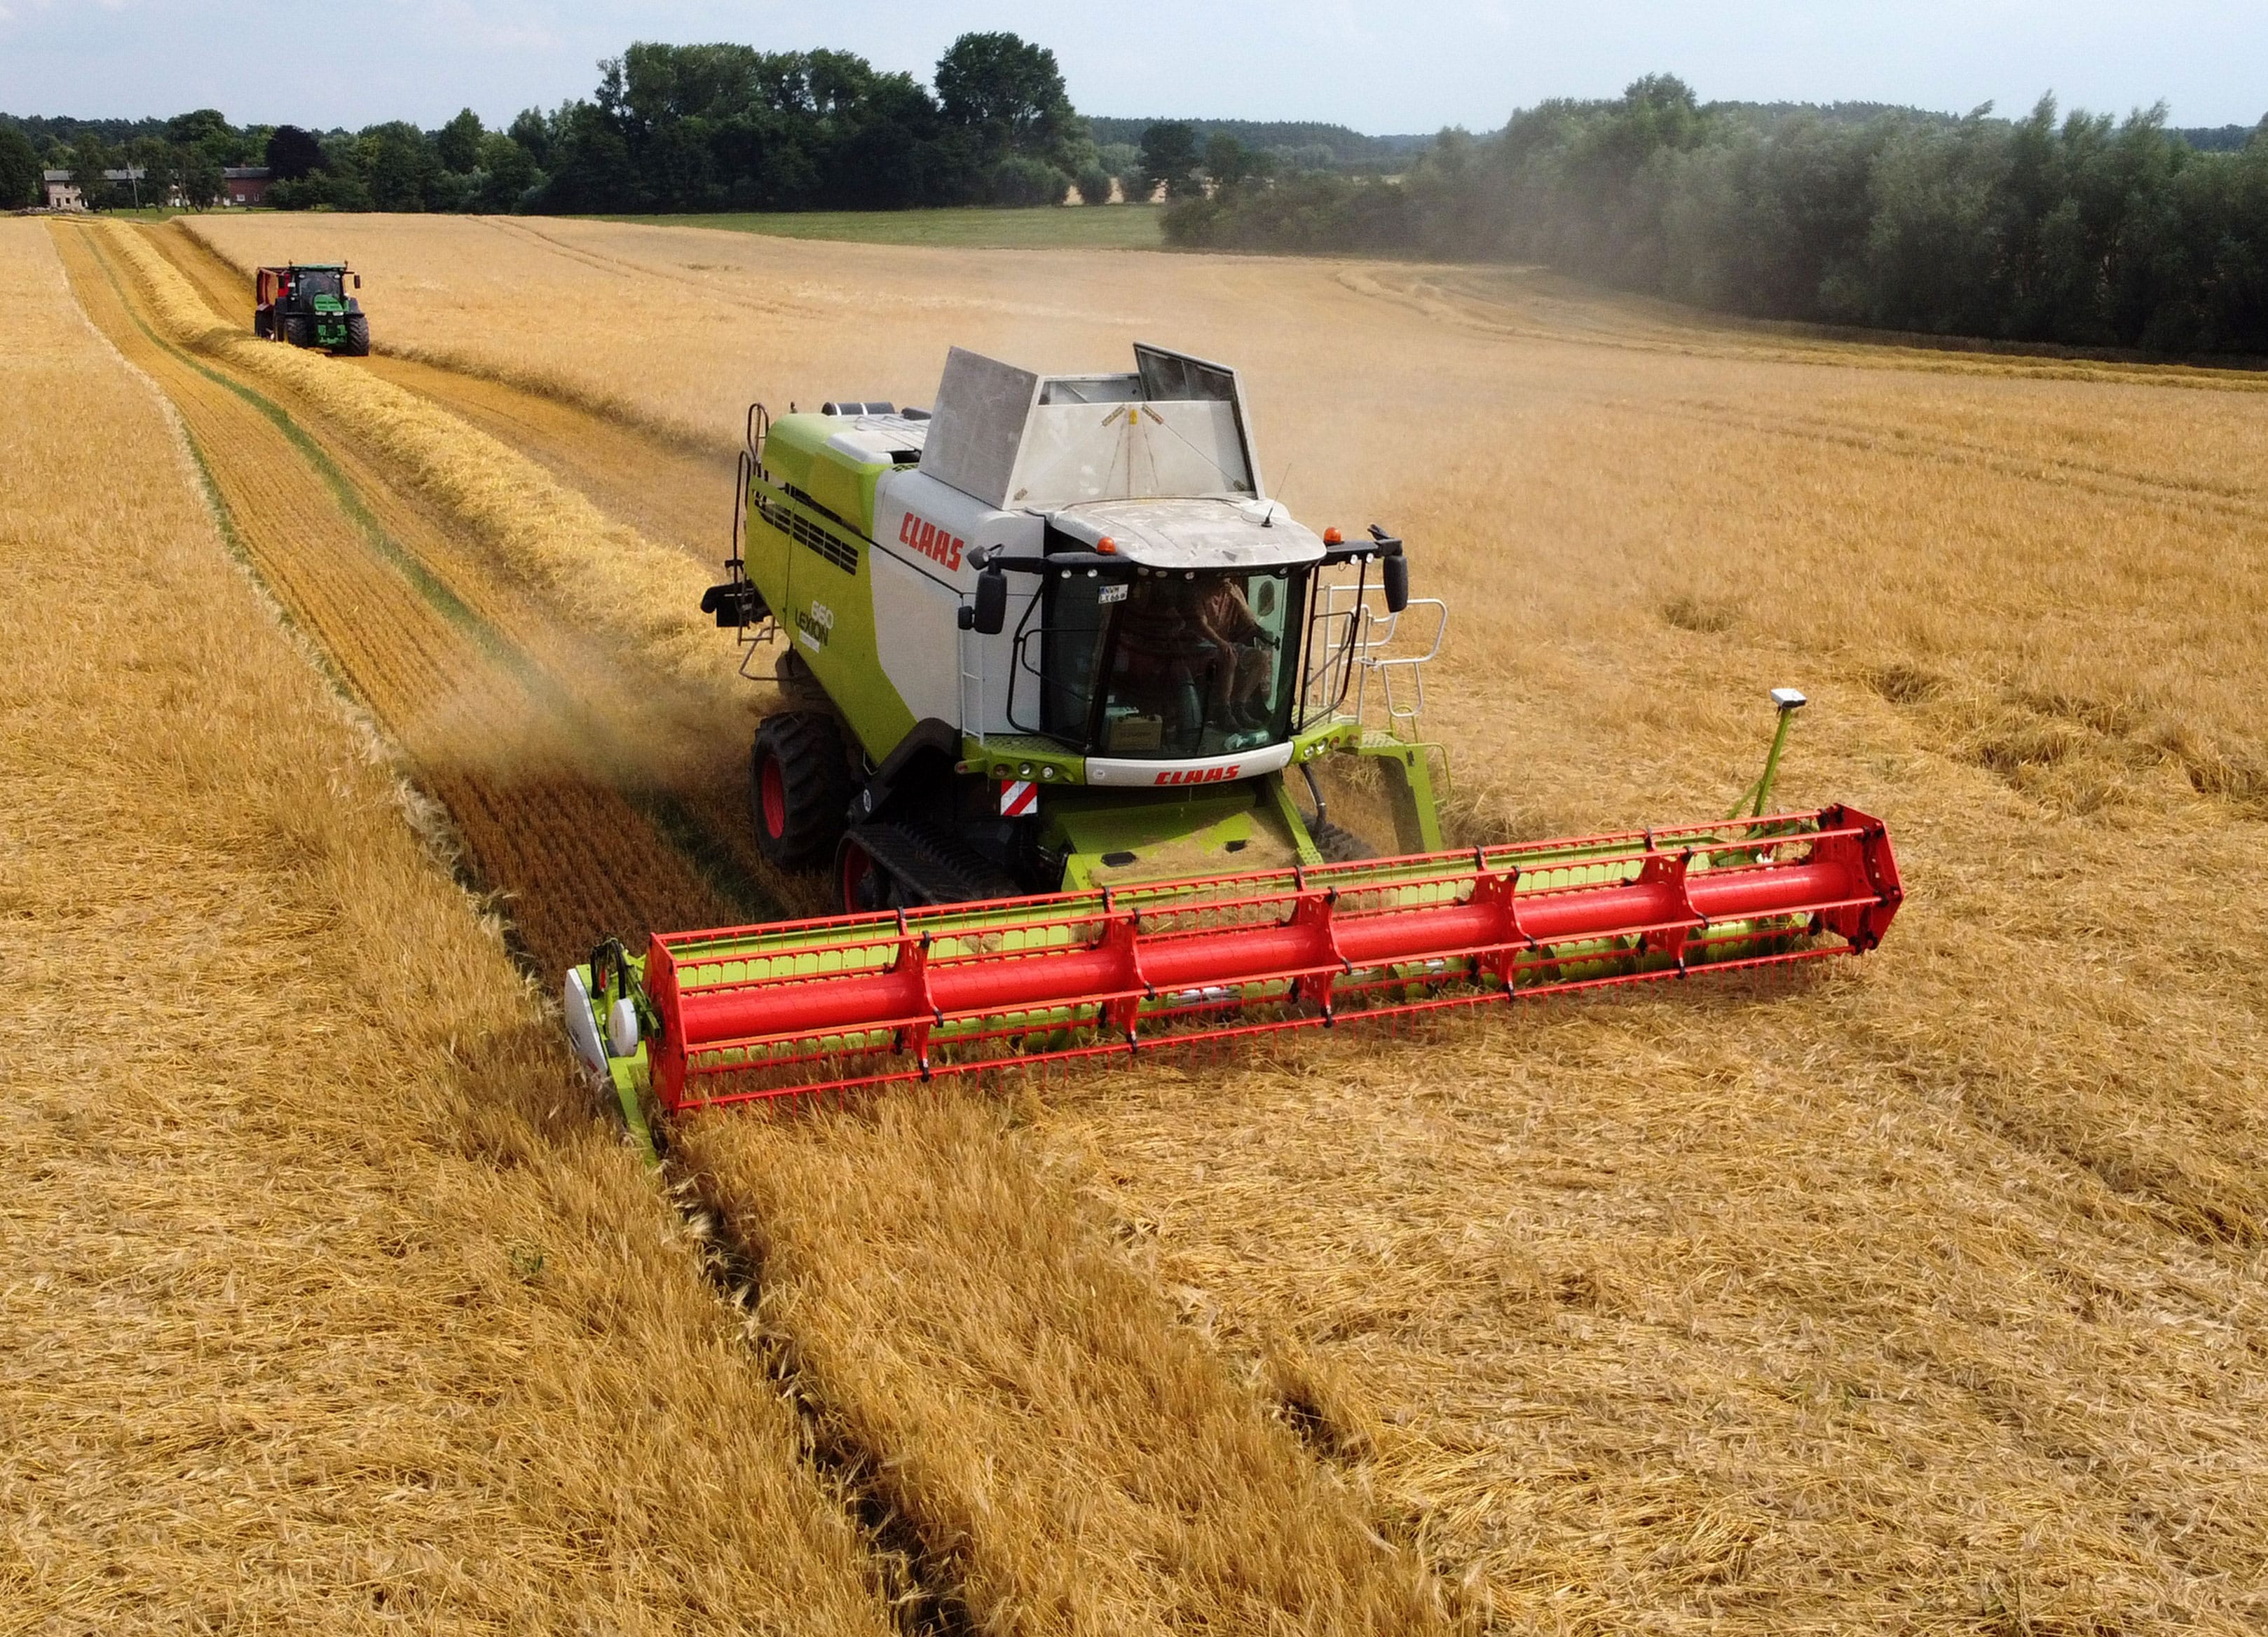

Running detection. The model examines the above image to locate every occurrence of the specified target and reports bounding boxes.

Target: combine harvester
[566,347,1901,1119]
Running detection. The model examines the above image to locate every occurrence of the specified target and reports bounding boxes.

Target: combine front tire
[750,711,854,868]
[341,313,371,357]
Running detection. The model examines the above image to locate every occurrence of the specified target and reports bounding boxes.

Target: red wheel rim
[759,755,787,839]
[840,839,875,913]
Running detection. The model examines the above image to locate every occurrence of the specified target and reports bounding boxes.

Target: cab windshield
[296,269,343,301]
[1037,569,1302,758]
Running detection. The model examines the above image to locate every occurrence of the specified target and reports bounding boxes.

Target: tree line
[1163,77,2268,355]
[0,34,1135,217]
[0,108,260,211]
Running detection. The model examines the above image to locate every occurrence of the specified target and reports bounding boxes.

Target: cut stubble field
[13,206,2267,1632]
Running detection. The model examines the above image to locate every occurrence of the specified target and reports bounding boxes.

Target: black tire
[1308,820,1373,863]
[252,307,273,340]
[340,313,371,357]
[282,313,311,348]
[836,833,892,913]
[750,711,855,868]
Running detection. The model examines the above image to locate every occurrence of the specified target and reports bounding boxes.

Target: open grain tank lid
[917,344,1265,512]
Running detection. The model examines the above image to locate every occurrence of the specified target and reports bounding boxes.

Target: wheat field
[19,207,2268,1631]
[0,218,899,1633]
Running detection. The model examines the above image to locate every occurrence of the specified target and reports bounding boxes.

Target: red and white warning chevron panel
[999,778,1037,818]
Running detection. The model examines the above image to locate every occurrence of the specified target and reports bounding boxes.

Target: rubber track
[848,821,1024,906]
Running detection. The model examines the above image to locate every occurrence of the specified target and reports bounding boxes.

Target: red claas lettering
[899,512,964,571]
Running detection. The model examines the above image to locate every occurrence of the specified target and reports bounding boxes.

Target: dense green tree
[265,124,325,180]
[540,100,640,212]
[360,122,439,211]
[164,108,240,169]
[1170,76,2268,353]
[935,32,1079,169]
[123,137,178,207]
[268,131,374,210]
[984,156,1070,206]
[0,125,39,207]
[177,146,225,209]
[435,108,485,173]
[67,138,116,209]
[1140,121,1202,199]
[505,109,554,167]
[474,130,542,210]
[1074,162,1114,205]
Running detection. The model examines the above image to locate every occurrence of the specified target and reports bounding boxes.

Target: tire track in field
[55,221,767,975]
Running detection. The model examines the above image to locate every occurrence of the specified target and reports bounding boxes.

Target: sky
[1,0,2262,135]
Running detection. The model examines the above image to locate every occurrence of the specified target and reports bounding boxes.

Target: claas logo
[1153,765,1240,786]
[899,512,965,571]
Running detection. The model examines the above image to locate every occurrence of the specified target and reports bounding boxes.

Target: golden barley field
[9,205,2267,1633]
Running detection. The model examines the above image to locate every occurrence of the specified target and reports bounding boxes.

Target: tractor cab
[252,262,370,357]
[1023,500,1322,761]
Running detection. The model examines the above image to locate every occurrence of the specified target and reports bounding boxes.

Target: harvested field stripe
[76,229,500,651]
[55,223,749,969]
[71,222,775,930]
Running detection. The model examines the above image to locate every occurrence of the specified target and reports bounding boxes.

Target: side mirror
[1381,552,1410,614]
[971,566,1009,635]
[353,274,362,289]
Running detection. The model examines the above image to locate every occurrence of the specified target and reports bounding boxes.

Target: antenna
[1270,460,1297,510]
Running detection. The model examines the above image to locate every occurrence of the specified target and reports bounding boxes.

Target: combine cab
[253,262,369,356]
[568,346,1903,1115]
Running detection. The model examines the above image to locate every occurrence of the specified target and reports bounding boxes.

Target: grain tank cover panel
[1050,497,1325,570]
[919,348,1039,508]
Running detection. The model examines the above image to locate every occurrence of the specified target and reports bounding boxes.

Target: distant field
[592,203,1166,249]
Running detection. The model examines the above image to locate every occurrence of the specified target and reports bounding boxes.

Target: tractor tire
[1307,819,1373,863]
[252,308,273,339]
[282,313,311,348]
[341,313,371,357]
[750,711,855,869]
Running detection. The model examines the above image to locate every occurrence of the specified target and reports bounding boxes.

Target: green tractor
[702,345,1452,910]
[252,262,369,356]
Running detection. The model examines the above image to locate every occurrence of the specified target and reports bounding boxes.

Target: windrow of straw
[50,220,767,973]
[96,221,728,690]
[0,217,897,1633]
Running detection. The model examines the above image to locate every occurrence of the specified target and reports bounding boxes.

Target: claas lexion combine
[566,345,1902,1118]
